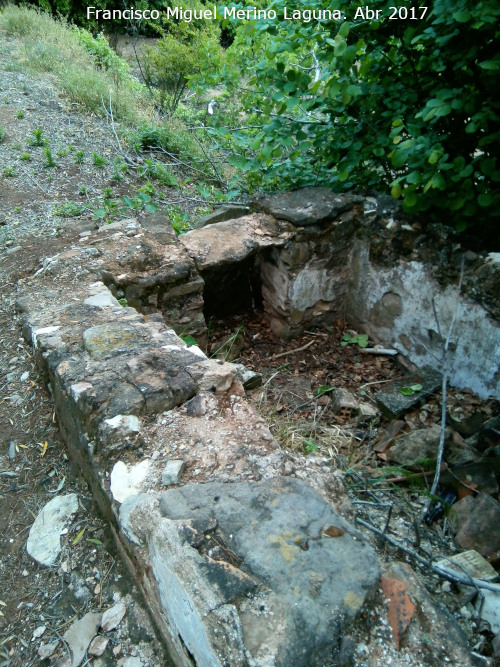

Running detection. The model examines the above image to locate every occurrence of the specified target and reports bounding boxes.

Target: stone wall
[98,190,499,399]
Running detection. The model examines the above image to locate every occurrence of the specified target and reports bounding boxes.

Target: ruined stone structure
[18,188,497,666]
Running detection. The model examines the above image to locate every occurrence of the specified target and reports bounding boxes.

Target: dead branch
[426,257,465,513]
[361,347,398,356]
[356,517,500,592]
[269,339,317,360]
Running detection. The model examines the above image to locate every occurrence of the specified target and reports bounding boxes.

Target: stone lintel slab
[249,189,359,226]
[179,214,293,272]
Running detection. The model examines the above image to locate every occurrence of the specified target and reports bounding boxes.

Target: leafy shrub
[218,0,500,246]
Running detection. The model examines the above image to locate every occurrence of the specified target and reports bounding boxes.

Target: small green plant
[121,192,158,214]
[111,159,127,181]
[75,150,85,164]
[16,110,24,119]
[11,142,22,150]
[3,166,16,177]
[56,146,70,157]
[340,332,369,348]
[79,185,88,195]
[169,206,191,234]
[53,201,85,217]
[92,152,106,168]
[44,146,57,168]
[304,439,319,454]
[138,158,178,186]
[103,186,113,198]
[313,386,335,397]
[400,384,423,396]
[138,181,156,197]
[180,334,199,347]
[118,298,128,307]
[29,128,46,146]
[20,152,31,161]
[0,126,5,143]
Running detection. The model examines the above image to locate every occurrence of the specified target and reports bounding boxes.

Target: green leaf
[338,22,350,38]
[391,183,402,198]
[314,386,335,396]
[478,193,493,207]
[479,60,500,71]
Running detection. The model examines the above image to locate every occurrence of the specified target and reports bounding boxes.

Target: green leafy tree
[142,0,222,116]
[217,0,500,245]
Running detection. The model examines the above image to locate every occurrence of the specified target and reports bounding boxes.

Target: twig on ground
[356,517,500,592]
[270,339,316,360]
[426,256,465,514]
[361,347,398,356]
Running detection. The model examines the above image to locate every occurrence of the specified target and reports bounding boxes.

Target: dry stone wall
[17,187,499,666]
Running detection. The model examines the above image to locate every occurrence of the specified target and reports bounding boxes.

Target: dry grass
[0,5,151,122]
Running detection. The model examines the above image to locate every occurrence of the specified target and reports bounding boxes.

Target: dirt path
[0,36,169,667]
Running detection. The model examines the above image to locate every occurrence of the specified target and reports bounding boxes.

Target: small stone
[101,600,127,632]
[38,641,59,659]
[110,460,150,504]
[32,625,46,640]
[161,460,186,486]
[84,291,120,308]
[98,415,141,446]
[113,643,122,657]
[475,590,500,634]
[119,658,144,667]
[88,635,109,657]
[27,494,79,566]
[450,493,500,557]
[375,367,442,418]
[20,371,29,382]
[386,425,444,464]
[63,611,101,667]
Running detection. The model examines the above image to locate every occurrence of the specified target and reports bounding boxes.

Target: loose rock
[26,494,79,566]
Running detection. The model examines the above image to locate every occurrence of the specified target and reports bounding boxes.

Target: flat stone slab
[123,477,379,666]
[27,494,79,567]
[375,366,442,418]
[249,188,355,226]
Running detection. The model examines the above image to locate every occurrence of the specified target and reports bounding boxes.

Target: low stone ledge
[18,228,379,666]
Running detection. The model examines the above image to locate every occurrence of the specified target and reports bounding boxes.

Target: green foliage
[3,166,16,177]
[93,191,158,222]
[180,334,199,346]
[142,1,222,116]
[0,126,5,143]
[400,384,423,396]
[341,333,369,348]
[44,146,57,168]
[28,128,46,146]
[16,110,25,119]
[0,6,149,122]
[53,201,85,217]
[92,152,106,168]
[215,0,500,244]
[20,153,31,161]
[74,150,85,164]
